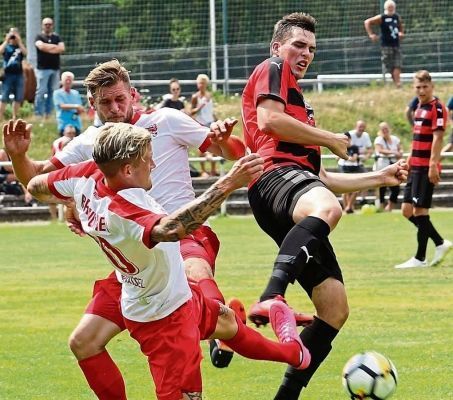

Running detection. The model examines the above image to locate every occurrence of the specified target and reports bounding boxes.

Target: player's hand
[2,119,33,157]
[65,201,85,237]
[224,153,264,189]
[208,118,238,143]
[381,159,409,186]
[329,133,349,160]
[428,165,440,185]
[369,33,379,43]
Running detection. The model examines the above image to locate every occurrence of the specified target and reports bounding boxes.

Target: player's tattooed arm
[27,173,65,204]
[150,153,264,244]
[150,182,230,243]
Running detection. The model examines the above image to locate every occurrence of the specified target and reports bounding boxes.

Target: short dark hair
[271,12,316,48]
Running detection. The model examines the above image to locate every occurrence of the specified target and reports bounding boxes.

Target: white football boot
[394,257,428,269]
[430,239,452,266]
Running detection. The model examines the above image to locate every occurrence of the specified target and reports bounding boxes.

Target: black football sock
[426,216,444,246]
[274,317,339,400]
[409,215,443,246]
[260,216,330,302]
[408,215,418,227]
[415,215,430,261]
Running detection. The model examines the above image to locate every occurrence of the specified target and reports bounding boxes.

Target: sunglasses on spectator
[171,87,181,92]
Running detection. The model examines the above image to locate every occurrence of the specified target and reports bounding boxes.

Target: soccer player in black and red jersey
[395,70,452,269]
[242,12,409,399]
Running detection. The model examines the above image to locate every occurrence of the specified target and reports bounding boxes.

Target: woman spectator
[190,74,218,177]
[161,78,185,111]
[374,121,403,211]
[0,28,27,120]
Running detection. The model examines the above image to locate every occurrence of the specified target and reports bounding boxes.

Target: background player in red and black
[242,12,408,399]
[396,70,452,269]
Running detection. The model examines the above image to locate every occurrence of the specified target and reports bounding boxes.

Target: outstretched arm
[150,154,263,242]
[319,160,408,194]
[206,118,245,160]
[257,98,349,159]
[2,119,57,185]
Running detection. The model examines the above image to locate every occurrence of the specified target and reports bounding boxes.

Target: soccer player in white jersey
[24,122,310,400]
[3,60,246,399]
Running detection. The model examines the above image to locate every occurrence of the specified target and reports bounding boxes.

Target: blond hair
[93,123,151,177]
[384,0,396,11]
[196,74,210,84]
[414,70,432,83]
[84,59,131,98]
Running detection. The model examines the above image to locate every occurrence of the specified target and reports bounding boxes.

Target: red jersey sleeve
[433,101,447,131]
[253,57,291,107]
[47,160,98,200]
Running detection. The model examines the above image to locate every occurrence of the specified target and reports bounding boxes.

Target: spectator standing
[395,70,451,268]
[53,71,84,135]
[338,132,360,213]
[373,122,403,211]
[348,120,373,210]
[0,28,27,120]
[34,17,65,119]
[161,78,185,111]
[364,0,404,88]
[191,73,218,177]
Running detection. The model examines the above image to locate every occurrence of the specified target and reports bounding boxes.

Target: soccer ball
[342,351,398,399]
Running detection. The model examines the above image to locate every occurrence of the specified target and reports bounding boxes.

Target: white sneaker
[430,239,452,266]
[394,257,428,269]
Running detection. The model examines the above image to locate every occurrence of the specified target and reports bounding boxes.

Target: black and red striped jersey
[410,98,447,171]
[242,56,321,179]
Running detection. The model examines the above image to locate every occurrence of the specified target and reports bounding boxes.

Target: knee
[401,204,413,219]
[68,329,99,360]
[322,203,343,230]
[184,258,213,281]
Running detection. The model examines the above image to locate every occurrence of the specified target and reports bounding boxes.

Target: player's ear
[271,41,280,56]
[130,87,137,101]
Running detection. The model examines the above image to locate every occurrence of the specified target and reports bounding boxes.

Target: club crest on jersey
[147,124,158,137]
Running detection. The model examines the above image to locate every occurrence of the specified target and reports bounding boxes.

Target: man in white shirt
[347,120,373,211]
[23,122,310,400]
[3,60,248,398]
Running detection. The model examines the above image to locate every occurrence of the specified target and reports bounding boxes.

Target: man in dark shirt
[364,0,404,88]
[395,70,451,268]
[34,17,65,119]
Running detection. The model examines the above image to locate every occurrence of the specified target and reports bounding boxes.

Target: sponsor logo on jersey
[147,123,158,137]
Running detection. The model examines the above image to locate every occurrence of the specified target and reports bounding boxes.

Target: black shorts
[403,171,434,208]
[248,166,343,297]
[338,165,361,173]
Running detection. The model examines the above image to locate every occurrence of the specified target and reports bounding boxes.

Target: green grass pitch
[1,211,452,399]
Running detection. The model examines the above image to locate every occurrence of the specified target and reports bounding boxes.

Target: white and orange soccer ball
[342,351,398,400]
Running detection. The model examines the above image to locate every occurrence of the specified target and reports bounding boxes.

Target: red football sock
[223,315,300,366]
[78,350,127,400]
[197,278,225,304]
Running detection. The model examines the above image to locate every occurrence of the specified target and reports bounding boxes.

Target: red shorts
[84,271,126,331]
[180,225,220,273]
[124,284,220,400]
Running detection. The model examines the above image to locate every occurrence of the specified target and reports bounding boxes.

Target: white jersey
[50,108,211,213]
[48,161,192,322]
